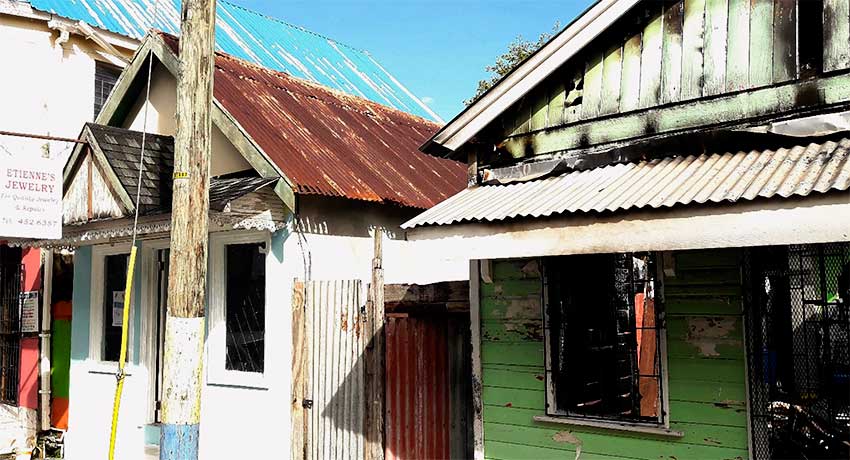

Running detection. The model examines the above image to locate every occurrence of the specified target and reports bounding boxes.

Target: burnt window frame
[541,252,670,429]
[94,60,122,119]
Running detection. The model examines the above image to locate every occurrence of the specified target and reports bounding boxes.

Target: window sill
[87,361,137,376]
[533,415,684,438]
[207,370,268,390]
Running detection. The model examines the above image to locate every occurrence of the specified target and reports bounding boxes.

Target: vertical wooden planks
[749,0,775,87]
[620,32,643,112]
[600,44,624,115]
[292,281,308,460]
[772,0,798,83]
[662,1,685,104]
[726,0,751,91]
[546,81,565,128]
[640,7,665,108]
[682,0,707,100]
[529,88,549,132]
[824,0,850,72]
[563,70,584,124]
[582,51,604,119]
[703,0,728,95]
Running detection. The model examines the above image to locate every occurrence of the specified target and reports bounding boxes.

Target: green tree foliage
[464,22,561,106]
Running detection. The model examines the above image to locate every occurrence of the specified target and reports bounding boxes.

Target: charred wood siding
[478,252,748,459]
[490,0,850,160]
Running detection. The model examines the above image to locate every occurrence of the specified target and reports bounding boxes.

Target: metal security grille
[744,244,850,459]
[0,247,22,405]
[544,252,665,424]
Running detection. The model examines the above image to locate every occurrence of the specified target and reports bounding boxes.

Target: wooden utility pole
[160,1,216,459]
[365,228,385,460]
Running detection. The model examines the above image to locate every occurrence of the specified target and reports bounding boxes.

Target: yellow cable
[108,245,137,460]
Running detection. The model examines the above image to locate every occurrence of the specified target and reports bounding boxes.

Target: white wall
[122,66,252,178]
[63,196,467,460]
[0,14,131,163]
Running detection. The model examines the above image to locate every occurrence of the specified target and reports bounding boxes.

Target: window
[0,246,22,405]
[94,61,121,119]
[89,244,134,365]
[208,232,269,386]
[544,252,666,425]
[224,243,265,373]
[102,253,129,362]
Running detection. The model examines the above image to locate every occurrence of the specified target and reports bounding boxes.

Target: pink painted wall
[19,248,40,410]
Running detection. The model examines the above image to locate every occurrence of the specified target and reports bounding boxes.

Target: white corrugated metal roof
[403,138,850,228]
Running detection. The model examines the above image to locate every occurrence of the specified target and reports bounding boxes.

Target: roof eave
[421,0,641,155]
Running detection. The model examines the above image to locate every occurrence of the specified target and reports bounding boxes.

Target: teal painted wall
[479,250,749,459]
[70,246,91,361]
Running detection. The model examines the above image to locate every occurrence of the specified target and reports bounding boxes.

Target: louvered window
[94,61,121,119]
[544,252,666,424]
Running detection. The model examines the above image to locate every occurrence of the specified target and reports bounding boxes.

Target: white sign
[112,291,125,327]
[20,291,39,333]
[0,155,62,239]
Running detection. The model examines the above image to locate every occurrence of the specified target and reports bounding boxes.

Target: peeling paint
[552,431,583,460]
[503,320,544,341]
[504,298,542,319]
[686,316,741,357]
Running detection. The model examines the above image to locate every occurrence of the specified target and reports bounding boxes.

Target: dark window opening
[0,246,22,405]
[745,244,850,460]
[544,252,664,424]
[225,243,266,373]
[94,61,122,119]
[103,253,129,362]
[798,0,823,78]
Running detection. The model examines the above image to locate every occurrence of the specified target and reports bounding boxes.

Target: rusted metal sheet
[403,137,850,228]
[301,279,365,460]
[385,316,450,460]
[159,33,466,209]
[29,0,440,120]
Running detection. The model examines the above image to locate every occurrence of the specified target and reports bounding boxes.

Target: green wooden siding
[490,0,850,161]
[479,250,749,460]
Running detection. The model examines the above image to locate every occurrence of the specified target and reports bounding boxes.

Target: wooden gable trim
[85,129,136,213]
[62,125,134,214]
[425,0,641,153]
[90,32,297,214]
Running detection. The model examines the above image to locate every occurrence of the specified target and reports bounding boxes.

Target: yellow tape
[173,171,189,179]
[108,245,137,460]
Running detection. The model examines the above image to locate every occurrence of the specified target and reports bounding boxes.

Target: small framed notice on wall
[20,291,38,333]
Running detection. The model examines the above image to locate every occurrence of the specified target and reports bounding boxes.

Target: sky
[235,0,595,122]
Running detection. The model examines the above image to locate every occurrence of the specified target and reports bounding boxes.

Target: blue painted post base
[160,423,199,460]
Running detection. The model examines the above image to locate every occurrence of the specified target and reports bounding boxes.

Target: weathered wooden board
[600,44,624,115]
[546,81,565,128]
[640,8,665,108]
[582,51,605,119]
[772,0,798,83]
[620,32,643,112]
[748,0,775,87]
[703,0,728,95]
[662,1,685,104]
[530,88,549,132]
[681,0,707,100]
[725,0,751,91]
[824,0,850,72]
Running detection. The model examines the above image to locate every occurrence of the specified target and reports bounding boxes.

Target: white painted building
[41,31,467,460]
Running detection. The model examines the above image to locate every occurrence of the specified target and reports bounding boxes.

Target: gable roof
[69,123,278,217]
[26,0,441,122]
[90,31,466,210]
[423,0,640,154]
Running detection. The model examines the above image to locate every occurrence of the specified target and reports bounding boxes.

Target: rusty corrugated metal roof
[403,138,850,228]
[159,33,465,210]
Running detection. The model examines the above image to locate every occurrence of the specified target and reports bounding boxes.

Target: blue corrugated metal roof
[27,0,441,122]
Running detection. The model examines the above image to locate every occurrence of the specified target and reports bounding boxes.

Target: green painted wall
[479,250,749,460]
[482,0,850,161]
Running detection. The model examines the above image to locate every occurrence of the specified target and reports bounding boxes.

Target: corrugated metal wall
[385,315,450,460]
[301,279,367,460]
